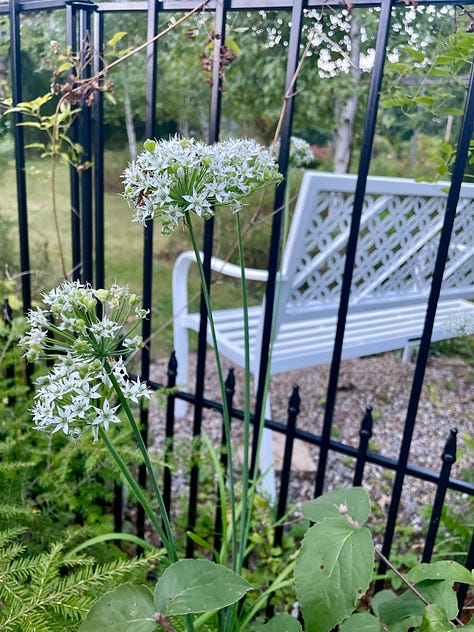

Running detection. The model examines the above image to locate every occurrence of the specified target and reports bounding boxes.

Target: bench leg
[258,397,276,502]
[402,344,416,363]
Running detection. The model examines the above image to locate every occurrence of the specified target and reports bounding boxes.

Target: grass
[0,150,289,358]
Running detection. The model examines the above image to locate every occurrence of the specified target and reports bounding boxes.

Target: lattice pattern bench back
[280,173,474,318]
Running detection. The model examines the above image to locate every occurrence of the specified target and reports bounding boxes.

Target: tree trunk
[333,16,361,174]
[121,64,137,160]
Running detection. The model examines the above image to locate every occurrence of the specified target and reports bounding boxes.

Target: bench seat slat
[184,299,474,374]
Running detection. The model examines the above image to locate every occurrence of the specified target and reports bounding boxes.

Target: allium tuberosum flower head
[122,136,282,234]
[20,281,151,441]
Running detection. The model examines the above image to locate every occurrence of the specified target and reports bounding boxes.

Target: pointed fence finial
[167,350,178,379]
[288,384,300,415]
[359,405,373,440]
[225,367,235,398]
[442,428,457,465]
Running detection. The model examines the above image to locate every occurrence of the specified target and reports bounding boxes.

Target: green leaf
[79,583,157,632]
[301,487,371,526]
[401,46,427,63]
[252,613,303,631]
[406,561,474,587]
[412,96,435,105]
[419,603,452,632]
[56,61,73,74]
[154,559,251,616]
[295,517,373,632]
[108,31,128,48]
[441,107,464,116]
[375,579,458,632]
[226,38,241,55]
[339,612,383,631]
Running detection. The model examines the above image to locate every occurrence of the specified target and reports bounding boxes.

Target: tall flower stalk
[123,135,282,576]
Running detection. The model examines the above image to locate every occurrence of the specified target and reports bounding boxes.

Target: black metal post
[163,351,178,516]
[422,429,457,563]
[186,0,230,559]
[2,298,15,406]
[379,58,474,574]
[458,530,474,612]
[137,0,159,543]
[353,406,373,487]
[9,0,31,313]
[93,10,105,289]
[314,0,392,498]
[274,385,300,548]
[214,367,235,555]
[79,2,94,284]
[66,0,81,280]
[251,0,306,481]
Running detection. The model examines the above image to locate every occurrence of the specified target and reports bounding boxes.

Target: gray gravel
[149,351,474,537]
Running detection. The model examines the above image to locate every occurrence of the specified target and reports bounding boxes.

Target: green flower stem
[99,428,171,554]
[235,213,252,575]
[185,211,238,570]
[103,360,178,563]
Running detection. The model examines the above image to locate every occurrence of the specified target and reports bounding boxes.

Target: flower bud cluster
[20,280,152,440]
[122,136,282,234]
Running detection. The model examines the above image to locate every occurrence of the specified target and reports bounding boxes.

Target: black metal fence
[3,0,474,597]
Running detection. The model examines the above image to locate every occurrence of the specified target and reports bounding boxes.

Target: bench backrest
[276,172,474,322]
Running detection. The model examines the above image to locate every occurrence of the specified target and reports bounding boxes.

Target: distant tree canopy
[0,3,472,175]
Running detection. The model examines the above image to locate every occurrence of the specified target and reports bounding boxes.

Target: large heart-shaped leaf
[295,517,373,632]
[339,612,383,631]
[420,603,452,632]
[80,584,156,632]
[301,487,370,526]
[375,579,457,632]
[252,613,303,632]
[154,558,251,616]
[406,561,474,586]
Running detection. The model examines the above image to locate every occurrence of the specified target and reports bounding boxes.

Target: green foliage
[295,488,374,631]
[155,559,251,616]
[0,529,162,632]
[0,321,143,553]
[80,584,158,632]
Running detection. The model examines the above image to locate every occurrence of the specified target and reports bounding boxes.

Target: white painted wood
[172,172,474,497]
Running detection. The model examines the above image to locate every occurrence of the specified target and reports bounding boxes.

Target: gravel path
[149,351,474,535]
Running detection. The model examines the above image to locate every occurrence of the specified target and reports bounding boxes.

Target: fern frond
[0,526,28,547]
[0,538,162,631]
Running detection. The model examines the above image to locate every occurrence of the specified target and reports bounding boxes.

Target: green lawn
[0,153,285,357]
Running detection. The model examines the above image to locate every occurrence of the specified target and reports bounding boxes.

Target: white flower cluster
[32,358,150,441]
[273,136,314,169]
[20,281,152,440]
[122,136,282,234]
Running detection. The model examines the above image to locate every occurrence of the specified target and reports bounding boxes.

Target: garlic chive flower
[20,281,152,441]
[271,136,314,169]
[122,136,282,234]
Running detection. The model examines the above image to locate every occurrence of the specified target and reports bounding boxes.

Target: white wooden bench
[172,172,474,492]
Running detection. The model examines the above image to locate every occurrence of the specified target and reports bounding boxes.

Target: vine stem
[374,547,464,627]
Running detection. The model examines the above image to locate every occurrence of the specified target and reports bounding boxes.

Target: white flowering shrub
[122,136,282,233]
[20,281,151,440]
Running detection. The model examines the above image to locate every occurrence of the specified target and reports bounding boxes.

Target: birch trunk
[333,16,361,174]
